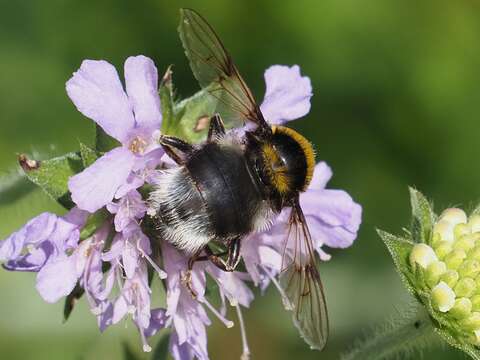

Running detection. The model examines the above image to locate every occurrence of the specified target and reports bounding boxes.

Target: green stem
[342,306,436,360]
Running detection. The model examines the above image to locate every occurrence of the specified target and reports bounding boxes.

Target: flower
[375,189,480,359]
[66,55,164,213]
[0,208,88,303]
[407,207,480,345]
[0,62,362,359]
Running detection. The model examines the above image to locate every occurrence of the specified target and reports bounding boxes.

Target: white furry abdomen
[148,167,212,255]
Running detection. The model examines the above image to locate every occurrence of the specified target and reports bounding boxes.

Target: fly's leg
[203,237,242,272]
[159,135,194,164]
[182,249,202,299]
[183,247,227,298]
[226,237,241,271]
[207,114,226,142]
[183,238,242,298]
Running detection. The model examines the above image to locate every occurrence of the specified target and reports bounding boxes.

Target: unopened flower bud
[440,208,467,225]
[432,282,456,312]
[450,298,472,319]
[433,220,455,243]
[426,261,447,286]
[469,215,480,233]
[458,260,480,278]
[455,278,476,298]
[471,295,480,311]
[469,246,480,262]
[434,241,453,260]
[410,244,437,269]
[431,232,442,247]
[454,234,476,252]
[461,312,480,331]
[445,249,467,270]
[440,270,460,288]
[454,224,471,241]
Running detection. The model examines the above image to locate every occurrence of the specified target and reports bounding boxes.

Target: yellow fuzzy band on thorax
[271,125,315,191]
[261,142,291,194]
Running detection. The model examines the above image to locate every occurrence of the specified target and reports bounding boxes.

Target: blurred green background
[1,0,479,359]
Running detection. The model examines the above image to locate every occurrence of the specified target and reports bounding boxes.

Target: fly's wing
[178,8,270,132]
[279,198,329,350]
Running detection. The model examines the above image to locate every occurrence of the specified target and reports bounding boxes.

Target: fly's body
[148,8,330,351]
[150,134,272,255]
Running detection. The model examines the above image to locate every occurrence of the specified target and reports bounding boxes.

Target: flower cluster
[410,208,480,345]
[0,55,361,359]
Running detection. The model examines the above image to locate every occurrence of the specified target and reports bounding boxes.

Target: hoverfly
[149,8,328,351]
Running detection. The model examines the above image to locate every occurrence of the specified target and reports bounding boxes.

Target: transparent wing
[178,8,269,131]
[278,199,329,351]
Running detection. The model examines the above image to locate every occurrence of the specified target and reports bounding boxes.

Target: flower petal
[113,295,129,324]
[260,65,312,124]
[124,55,162,130]
[3,241,54,272]
[122,243,139,279]
[66,60,135,142]
[309,162,332,190]
[36,254,78,303]
[0,212,57,261]
[97,300,114,332]
[301,189,362,248]
[68,147,136,213]
[145,308,168,337]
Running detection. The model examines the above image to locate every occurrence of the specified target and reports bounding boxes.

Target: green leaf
[151,334,170,360]
[171,88,217,143]
[80,209,110,240]
[159,66,176,136]
[409,187,435,244]
[0,172,36,206]
[95,124,120,153]
[19,152,83,209]
[80,142,99,168]
[377,229,417,296]
[63,283,84,323]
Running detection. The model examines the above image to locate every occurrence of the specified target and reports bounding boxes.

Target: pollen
[129,136,148,154]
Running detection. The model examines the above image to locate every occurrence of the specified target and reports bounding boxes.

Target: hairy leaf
[409,187,435,244]
[377,229,417,296]
[159,66,175,136]
[19,152,83,209]
[79,142,99,168]
[95,124,120,153]
[172,87,217,143]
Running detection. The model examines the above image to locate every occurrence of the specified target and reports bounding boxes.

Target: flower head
[0,60,362,359]
[379,188,480,357]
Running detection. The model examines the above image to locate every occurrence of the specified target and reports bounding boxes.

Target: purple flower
[1,61,362,359]
[107,189,146,232]
[0,208,88,302]
[66,55,164,213]
[112,262,153,351]
[260,65,312,125]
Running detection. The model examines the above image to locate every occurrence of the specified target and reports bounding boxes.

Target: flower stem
[342,305,436,360]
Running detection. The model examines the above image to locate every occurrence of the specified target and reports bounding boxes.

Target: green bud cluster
[410,208,480,345]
